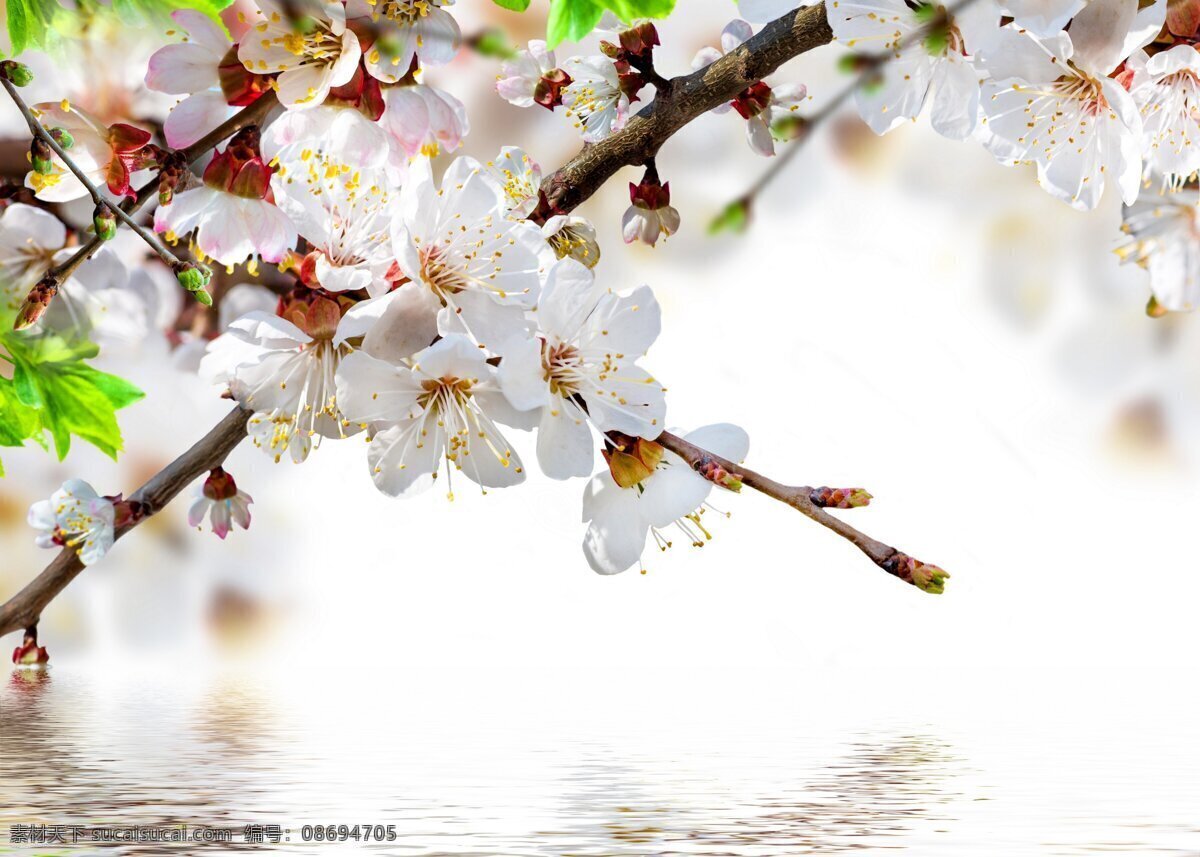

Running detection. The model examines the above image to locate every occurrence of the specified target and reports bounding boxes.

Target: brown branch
[0,4,946,641]
[0,407,250,639]
[44,91,279,285]
[656,432,948,593]
[539,3,834,214]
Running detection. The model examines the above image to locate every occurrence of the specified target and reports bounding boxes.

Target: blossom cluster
[16,0,752,577]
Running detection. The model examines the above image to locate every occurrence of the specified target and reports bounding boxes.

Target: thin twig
[0,76,183,268]
[44,91,279,283]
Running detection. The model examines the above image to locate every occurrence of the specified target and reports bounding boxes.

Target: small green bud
[708,197,751,236]
[0,60,33,87]
[174,261,212,292]
[193,289,213,307]
[30,138,53,175]
[883,553,950,595]
[810,487,873,509]
[48,127,74,150]
[92,203,117,242]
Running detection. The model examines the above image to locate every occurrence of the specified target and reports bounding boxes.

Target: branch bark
[539,3,833,214]
[1,2,944,642]
[0,407,250,638]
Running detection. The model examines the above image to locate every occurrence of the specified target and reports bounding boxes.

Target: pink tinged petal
[210,500,231,539]
[164,92,237,149]
[196,197,256,265]
[241,198,297,264]
[746,115,776,156]
[230,494,252,529]
[188,496,211,527]
[622,207,650,244]
[146,42,221,94]
[414,8,462,66]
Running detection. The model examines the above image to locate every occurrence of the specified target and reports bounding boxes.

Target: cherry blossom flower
[207,289,398,462]
[24,102,153,201]
[146,9,271,148]
[336,333,529,497]
[1126,44,1200,188]
[389,156,546,350]
[0,203,66,311]
[345,0,461,83]
[482,146,542,219]
[271,151,394,296]
[581,424,749,575]
[692,29,806,155]
[188,467,253,539]
[562,56,631,143]
[543,214,602,269]
[976,0,1162,211]
[496,40,571,109]
[28,479,116,567]
[622,176,680,245]
[263,102,390,172]
[827,0,994,140]
[12,630,49,667]
[237,0,361,109]
[497,258,666,479]
[379,84,469,176]
[155,128,297,269]
[1117,187,1200,313]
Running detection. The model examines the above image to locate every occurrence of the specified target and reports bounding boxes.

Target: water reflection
[2,669,1199,856]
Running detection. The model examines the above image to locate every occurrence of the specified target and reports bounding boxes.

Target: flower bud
[48,126,74,150]
[882,552,950,594]
[92,202,117,241]
[0,60,33,87]
[14,274,59,330]
[1146,295,1169,318]
[174,260,212,293]
[708,197,751,236]
[603,433,665,488]
[692,456,744,492]
[810,487,872,509]
[30,137,53,175]
[193,288,213,307]
[11,629,49,667]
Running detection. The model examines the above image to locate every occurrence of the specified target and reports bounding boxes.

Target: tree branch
[0,407,250,639]
[43,91,279,285]
[656,431,949,593]
[539,3,833,214]
[1,3,945,641]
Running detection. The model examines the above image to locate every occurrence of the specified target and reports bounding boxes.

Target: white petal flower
[995,0,1084,37]
[976,11,1145,211]
[482,146,542,219]
[146,8,230,95]
[0,203,66,311]
[497,258,666,479]
[581,424,749,575]
[263,105,393,172]
[23,103,115,202]
[497,40,559,108]
[562,56,630,143]
[1117,187,1200,312]
[237,0,361,109]
[209,293,397,462]
[390,156,546,351]
[45,245,158,347]
[379,84,469,177]
[187,468,253,539]
[346,0,461,83]
[692,21,754,117]
[542,214,602,269]
[28,479,116,567]
[828,0,993,140]
[271,151,395,297]
[1127,44,1200,188]
[336,334,527,497]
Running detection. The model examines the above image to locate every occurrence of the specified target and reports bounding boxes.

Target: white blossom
[1117,187,1200,312]
[28,479,116,567]
[345,0,461,83]
[562,56,630,143]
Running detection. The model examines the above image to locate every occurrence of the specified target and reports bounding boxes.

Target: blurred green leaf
[708,198,751,236]
[547,0,676,46]
[492,0,532,9]
[6,0,234,57]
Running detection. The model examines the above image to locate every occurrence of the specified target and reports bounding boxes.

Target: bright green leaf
[547,0,605,46]
[0,377,41,447]
[598,0,676,20]
[492,0,532,9]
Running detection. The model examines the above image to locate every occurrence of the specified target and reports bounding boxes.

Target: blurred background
[1,2,1198,853]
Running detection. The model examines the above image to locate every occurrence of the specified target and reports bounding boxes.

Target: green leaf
[492,0,531,9]
[598,0,676,20]
[1,328,143,464]
[548,0,605,46]
[6,0,233,57]
[6,0,30,56]
[708,198,752,236]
